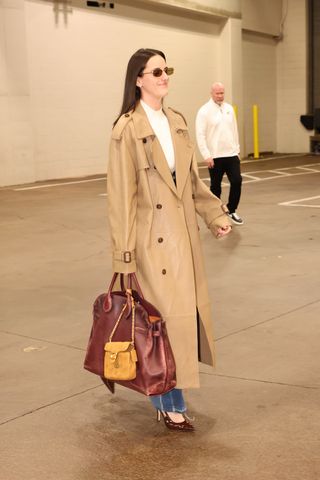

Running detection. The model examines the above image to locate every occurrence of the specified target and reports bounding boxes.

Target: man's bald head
[211,82,225,105]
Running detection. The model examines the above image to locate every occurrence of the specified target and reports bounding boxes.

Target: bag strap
[108,290,136,344]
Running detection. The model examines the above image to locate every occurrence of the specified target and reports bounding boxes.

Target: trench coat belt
[113,250,136,263]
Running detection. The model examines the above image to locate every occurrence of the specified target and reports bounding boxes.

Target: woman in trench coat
[107,48,232,431]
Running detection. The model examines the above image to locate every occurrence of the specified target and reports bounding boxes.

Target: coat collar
[131,102,188,138]
[132,102,193,199]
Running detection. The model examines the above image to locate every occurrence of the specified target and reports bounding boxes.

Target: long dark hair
[113,48,166,127]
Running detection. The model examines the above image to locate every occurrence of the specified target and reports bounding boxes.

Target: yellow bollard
[233,104,238,121]
[253,104,259,159]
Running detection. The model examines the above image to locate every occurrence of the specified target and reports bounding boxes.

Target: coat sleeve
[107,125,137,273]
[190,154,231,237]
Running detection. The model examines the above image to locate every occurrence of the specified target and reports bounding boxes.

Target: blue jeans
[150,388,186,413]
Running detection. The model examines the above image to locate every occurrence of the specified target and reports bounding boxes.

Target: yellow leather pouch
[104,341,137,380]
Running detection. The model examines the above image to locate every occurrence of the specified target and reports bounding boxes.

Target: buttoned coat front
[107,102,231,389]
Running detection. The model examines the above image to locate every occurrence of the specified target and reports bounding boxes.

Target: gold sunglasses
[141,67,174,77]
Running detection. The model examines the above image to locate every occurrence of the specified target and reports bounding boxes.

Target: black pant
[209,155,242,213]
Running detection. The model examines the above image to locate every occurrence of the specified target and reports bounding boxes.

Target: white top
[140,100,175,172]
[195,98,240,159]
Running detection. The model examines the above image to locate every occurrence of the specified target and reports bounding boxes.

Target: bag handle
[104,273,144,312]
[107,272,143,296]
[121,273,144,299]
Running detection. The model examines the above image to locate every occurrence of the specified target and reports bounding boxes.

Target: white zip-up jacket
[195,98,240,160]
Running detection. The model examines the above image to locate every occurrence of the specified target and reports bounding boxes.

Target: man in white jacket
[195,82,243,225]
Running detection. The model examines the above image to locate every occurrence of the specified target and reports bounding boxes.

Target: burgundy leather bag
[83,273,176,396]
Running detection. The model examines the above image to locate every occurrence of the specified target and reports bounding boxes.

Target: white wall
[242,0,283,36]
[242,0,309,156]
[242,32,277,155]
[116,0,241,18]
[0,0,310,186]
[0,0,35,186]
[276,0,309,153]
[0,0,223,186]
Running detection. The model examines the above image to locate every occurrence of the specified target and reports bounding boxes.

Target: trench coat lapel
[132,102,193,198]
[132,103,176,195]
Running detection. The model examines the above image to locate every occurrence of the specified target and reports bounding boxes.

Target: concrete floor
[1,154,320,479]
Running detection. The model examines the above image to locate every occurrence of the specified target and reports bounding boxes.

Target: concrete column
[276,0,309,153]
[0,0,34,186]
[218,17,244,155]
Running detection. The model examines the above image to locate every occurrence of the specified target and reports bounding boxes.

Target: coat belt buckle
[123,251,131,263]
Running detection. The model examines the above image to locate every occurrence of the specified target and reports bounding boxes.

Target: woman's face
[136,55,170,105]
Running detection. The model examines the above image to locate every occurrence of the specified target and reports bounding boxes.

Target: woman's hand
[216,225,232,238]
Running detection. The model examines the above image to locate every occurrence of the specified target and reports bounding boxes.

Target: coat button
[158,237,163,243]
[192,194,195,199]
[156,204,162,209]
[162,269,166,275]
[142,138,147,143]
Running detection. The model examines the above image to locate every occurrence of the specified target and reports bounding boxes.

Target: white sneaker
[228,212,244,225]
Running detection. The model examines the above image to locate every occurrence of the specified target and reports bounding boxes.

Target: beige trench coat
[107,102,231,389]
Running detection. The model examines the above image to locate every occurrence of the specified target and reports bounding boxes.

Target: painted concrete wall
[242,0,309,155]
[242,0,283,36]
[0,0,35,186]
[1,0,224,185]
[276,0,309,153]
[242,32,277,155]
[0,0,310,186]
[115,0,241,18]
